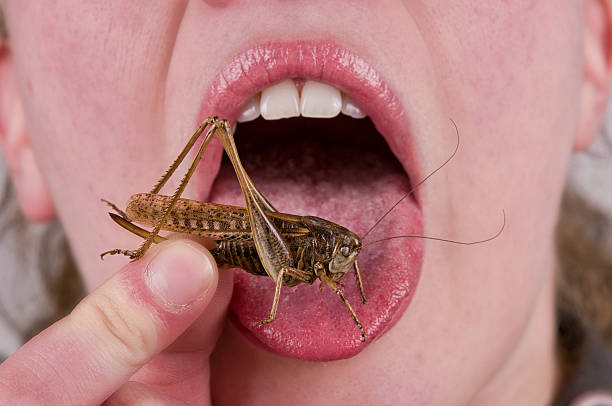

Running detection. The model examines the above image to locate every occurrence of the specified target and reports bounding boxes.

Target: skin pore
[0,1,611,405]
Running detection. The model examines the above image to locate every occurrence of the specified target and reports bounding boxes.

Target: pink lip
[199,41,424,360]
[200,41,419,180]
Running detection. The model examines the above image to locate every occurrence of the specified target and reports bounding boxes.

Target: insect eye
[340,246,350,257]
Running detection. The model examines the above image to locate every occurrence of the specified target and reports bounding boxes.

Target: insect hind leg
[101,198,129,220]
[128,118,224,260]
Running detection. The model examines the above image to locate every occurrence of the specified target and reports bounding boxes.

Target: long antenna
[363,210,505,248]
[361,118,460,240]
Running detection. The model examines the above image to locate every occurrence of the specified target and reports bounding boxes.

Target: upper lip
[198,40,421,206]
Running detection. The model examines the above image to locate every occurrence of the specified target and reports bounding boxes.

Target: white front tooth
[260,79,300,120]
[237,94,261,122]
[300,80,342,118]
[341,94,367,119]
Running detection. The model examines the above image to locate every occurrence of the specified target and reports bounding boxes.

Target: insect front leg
[320,273,366,342]
[354,260,367,304]
[254,266,314,326]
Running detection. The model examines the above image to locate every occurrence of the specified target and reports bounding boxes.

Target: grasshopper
[101,117,503,342]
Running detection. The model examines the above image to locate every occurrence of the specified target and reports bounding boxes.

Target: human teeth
[250,80,368,121]
[237,95,260,122]
[341,94,366,119]
[300,80,342,118]
[260,79,300,120]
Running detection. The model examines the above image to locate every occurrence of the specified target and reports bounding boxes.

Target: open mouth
[200,42,424,361]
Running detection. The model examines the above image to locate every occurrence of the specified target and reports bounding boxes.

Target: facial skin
[0,1,610,405]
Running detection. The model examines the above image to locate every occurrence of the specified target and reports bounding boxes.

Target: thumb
[0,239,223,405]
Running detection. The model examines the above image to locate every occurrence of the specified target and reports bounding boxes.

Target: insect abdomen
[212,239,268,276]
[126,193,251,237]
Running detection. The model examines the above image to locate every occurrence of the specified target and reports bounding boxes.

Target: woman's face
[1,1,596,404]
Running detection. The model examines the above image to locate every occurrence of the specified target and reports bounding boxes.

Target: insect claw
[128,251,144,260]
[253,318,273,327]
[99,248,137,260]
[100,248,142,261]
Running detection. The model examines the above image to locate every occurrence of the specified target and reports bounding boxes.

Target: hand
[0,239,232,405]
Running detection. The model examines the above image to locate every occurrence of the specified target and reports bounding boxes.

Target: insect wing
[243,189,294,281]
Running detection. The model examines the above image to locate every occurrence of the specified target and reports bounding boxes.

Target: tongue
[207,118,423,361]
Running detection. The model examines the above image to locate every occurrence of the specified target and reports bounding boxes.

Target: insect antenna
[363,210,506,248]
[361,118,459,240]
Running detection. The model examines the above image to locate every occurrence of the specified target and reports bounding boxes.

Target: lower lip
[201,41,424,361]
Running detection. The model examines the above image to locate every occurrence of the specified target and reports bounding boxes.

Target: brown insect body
[124,193,362,288]
[101,117,493,342]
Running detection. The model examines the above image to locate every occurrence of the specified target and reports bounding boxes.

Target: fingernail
[146,242,215,307]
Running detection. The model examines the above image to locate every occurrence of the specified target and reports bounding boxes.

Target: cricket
[101,117,504,342]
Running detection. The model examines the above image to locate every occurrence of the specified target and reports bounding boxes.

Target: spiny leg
[100,117,221,260]
[216,121,277,212]
[245,171,277,212]
[129,120,221,260]
[354,260,366,304]
[253,266,313,327]
[150,116,217,194]
[101,199,129,220]
[321,274,366,342]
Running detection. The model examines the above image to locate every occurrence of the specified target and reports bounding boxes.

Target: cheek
[403,1,582,395]
[7,1,183,174]
[420,0,583,273]
[449,1,582,262]
[4,1,187,286]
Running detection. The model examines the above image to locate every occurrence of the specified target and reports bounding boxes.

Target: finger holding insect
[0,240,222,405]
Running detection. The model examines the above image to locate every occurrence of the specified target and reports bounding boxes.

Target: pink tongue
[208,128,423,361]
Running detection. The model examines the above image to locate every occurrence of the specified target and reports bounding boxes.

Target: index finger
[0,240,219,405]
